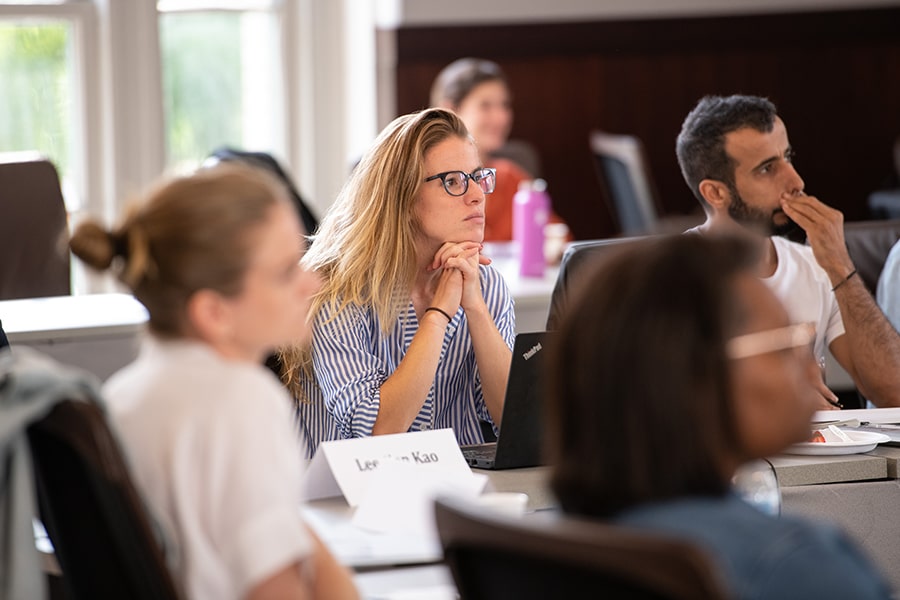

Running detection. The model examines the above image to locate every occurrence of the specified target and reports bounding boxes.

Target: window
[0,3,91,214]
[158,1,285,173]
[0,0,376,293]
[0,21,73,174]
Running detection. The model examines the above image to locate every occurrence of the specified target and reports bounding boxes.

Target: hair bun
[69,221,117,270]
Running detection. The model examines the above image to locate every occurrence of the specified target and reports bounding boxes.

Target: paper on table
[352,459,488,538]
[366,587,458,600]
[853,424,900,443]
[300,502,444,569]
[812,407,900,424]
[355,565,458,600]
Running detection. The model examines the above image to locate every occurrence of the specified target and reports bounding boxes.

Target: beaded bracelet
[831,269,858,292]
[424,306,453,324]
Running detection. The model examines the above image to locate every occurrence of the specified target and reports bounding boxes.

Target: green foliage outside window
[160,12,243,171]
[1,12,274,181]
[0,22,71,175]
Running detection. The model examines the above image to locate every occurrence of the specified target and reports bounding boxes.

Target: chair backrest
[590,130,662,235]
[842,218,900,291]
[434,496,728,600]
[547,221,900,331]
[27,400,182,600]
[0,153,71,300]
[491,138,542,178]
[205,146,319,239]
[547,236,653,330]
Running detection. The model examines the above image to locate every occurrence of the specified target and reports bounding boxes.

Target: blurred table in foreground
[306,466,551,599]
[773,449,900,595]
[323,453,900,598]
[354,565,456,600]
[781,480,900,597]
[1,293,148,380]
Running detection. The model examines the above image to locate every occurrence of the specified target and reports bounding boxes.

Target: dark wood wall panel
[389,7,900,239]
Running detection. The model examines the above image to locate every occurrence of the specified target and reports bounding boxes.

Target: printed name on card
[301,428,474,506]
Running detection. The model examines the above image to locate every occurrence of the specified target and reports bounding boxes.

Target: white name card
[302,428,475,506]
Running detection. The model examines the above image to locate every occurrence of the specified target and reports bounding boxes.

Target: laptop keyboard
[462,444,496,461]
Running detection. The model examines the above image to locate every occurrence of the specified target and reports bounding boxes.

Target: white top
[103,338,313,600]
[764,236,845,360]
[877,240,900,331]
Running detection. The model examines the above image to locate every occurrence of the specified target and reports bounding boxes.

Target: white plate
[784,430,892,456]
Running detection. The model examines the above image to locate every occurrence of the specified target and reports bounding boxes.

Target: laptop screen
[462,330,554,469]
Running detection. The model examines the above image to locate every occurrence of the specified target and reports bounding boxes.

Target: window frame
[0,0,378,293]
[0,1,98,217]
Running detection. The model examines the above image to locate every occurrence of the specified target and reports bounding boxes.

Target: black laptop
[461,331,553,470]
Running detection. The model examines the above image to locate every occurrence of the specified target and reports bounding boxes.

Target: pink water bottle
[514,178,550,277]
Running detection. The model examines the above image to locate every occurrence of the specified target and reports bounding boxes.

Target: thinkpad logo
[522,342,542,360]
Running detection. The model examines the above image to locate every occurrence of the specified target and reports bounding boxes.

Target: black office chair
[0,154,71,300]
[867,135,900,219]
[205,147,319,239]
[590,130,663,235]
[491,138,542,178]
[842,218,900,292]
[205,148,320,380]
[434,496,729,600]
[27,399,182,600]
[589,131,703,237]
[546,236,654,330]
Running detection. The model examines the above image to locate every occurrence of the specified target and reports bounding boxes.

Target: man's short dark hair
[676,95,778,206]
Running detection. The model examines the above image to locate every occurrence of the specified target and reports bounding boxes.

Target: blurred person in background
[431,57,567,244]
[545,233,891,599]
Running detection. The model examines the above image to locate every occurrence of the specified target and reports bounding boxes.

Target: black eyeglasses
[424,167,497,197]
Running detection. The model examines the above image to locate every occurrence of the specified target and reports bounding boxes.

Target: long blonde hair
[279,108,471,395]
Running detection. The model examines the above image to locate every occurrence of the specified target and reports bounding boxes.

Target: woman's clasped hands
[428,241,491,313]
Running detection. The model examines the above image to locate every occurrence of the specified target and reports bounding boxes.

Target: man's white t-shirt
[103,338,313,600]
[764,236,845,360]
[877,239,900,331]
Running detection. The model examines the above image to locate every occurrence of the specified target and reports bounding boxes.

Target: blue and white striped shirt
[296,264,515,458]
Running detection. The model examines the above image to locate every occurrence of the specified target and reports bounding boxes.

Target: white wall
[376,0,900,27]
[287,0,378,219]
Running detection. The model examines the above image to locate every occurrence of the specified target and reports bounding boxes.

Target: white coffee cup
[474,492,529,517]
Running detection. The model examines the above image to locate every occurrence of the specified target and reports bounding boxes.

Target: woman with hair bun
[70,164,359,600]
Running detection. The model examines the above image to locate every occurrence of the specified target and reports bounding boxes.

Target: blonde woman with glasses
[279,108,515,458]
